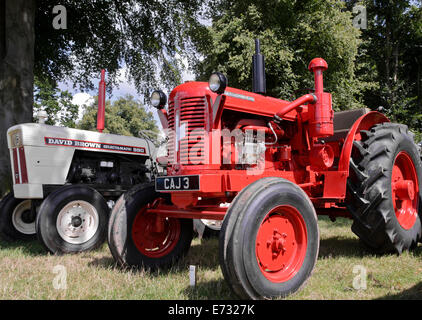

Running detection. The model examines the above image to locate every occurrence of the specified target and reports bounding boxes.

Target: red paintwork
[255,205,307,282]
[151,58,390,220]
[12,147,28,184]
[391,151,419,230]
[338,111,389,172]
[97,69,106,133]
[131,206,181,258]
[18,147,28,184]
[12,148,19,184]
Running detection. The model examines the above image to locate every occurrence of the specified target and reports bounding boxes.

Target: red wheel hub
[391,151,419,230]
[255,205,308,283]
[131,205,181,258]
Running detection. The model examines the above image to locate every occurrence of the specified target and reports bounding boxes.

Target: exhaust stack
[252,39,266,95]
[97,69,106,133]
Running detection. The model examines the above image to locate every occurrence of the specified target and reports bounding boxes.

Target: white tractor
[0,71,157,254]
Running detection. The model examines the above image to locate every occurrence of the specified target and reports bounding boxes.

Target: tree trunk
[0,0,35,197]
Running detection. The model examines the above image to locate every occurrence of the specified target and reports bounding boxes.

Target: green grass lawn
[0,216,422,300]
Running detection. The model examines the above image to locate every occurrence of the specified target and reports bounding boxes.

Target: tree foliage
[357,0,422,141]
[193,0,421,139]
[192,0,370,111]
[78,95,160,144]
[35,0,205,94]
[33,77,79,127]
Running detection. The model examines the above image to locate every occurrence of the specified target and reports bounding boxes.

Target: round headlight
[150,90,167,109]
[209,72,227,94]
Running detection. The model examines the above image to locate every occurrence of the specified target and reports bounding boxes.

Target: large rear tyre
[0,192,36,241]
[36,185,109,254]
[220,178,319,299]
[347,123,422,254]
[108,183,193,270]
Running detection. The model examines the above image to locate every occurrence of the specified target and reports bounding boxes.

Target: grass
[1,216,422,300]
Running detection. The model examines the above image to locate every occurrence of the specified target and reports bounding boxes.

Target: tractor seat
[322,108,371,142]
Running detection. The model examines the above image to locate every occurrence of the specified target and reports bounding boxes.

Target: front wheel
[219,177,319,299]
[108,183,193,270]
[0,192,36,241]
[36,185,109,254]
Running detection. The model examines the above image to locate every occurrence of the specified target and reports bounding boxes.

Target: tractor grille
[167,96,206,165]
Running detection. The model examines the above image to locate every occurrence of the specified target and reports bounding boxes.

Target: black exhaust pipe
[252,39,266,95]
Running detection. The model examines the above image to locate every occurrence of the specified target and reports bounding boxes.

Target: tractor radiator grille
[167,96,206,165]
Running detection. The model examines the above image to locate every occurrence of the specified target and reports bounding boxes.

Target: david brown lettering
[74,141,101,148]
[47,138,73,146]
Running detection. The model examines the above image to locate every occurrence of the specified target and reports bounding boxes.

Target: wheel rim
[255,205,308,283]
[132,207,181,258]
[56,200,99,244]
[12,200,35,235]
[391,151,419,230]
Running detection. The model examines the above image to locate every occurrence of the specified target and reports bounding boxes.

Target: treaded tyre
[0,192,36,241]
[36,185,109,254]
[219,177,319,299]
[108,183,193,270]
[347,122,422,254]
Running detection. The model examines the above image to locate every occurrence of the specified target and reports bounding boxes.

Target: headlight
[150,90,167,109]
[209,72,227,94]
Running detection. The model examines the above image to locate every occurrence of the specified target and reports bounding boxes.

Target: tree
[33,76,79,128]
[0,0,35,195]
[0,0,205,196]
[192,0,371,111]
[357,0,422,141]
[78,95,160,145]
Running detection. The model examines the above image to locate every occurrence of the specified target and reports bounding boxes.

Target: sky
[59,61,196,130]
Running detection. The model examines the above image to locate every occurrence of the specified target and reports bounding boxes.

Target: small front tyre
[0,192,36,241]
[220,177,319,300]
[36,185,109,254]
[108,183,193,270]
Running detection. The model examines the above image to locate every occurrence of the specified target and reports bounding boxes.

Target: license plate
[155,175,200,191]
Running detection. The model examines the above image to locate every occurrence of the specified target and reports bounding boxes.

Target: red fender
[338,111,390,172]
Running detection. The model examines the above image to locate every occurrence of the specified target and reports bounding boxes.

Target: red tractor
[108,40,422,299]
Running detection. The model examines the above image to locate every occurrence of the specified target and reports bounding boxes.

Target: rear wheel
[36,185,109,254]
[108,183,193,269]
[219,178,319,299]
[347,123,422,253]
[0,192,36,241]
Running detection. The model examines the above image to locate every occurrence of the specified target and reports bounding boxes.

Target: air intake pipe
[307,58,333,138]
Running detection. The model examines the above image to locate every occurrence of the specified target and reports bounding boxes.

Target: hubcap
[56,200,99,244]
[391,151,419,230]
[12,200,35,235]
[132,205,181,258]
[255,205,307,283]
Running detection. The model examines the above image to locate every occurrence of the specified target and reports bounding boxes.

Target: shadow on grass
[319,236,422,259]
[376,282,422,300]
[318,236,374,259]
[88,237,221,276]
[318,215,353,228]
[0,239,46,256]
[182,279,235,300]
